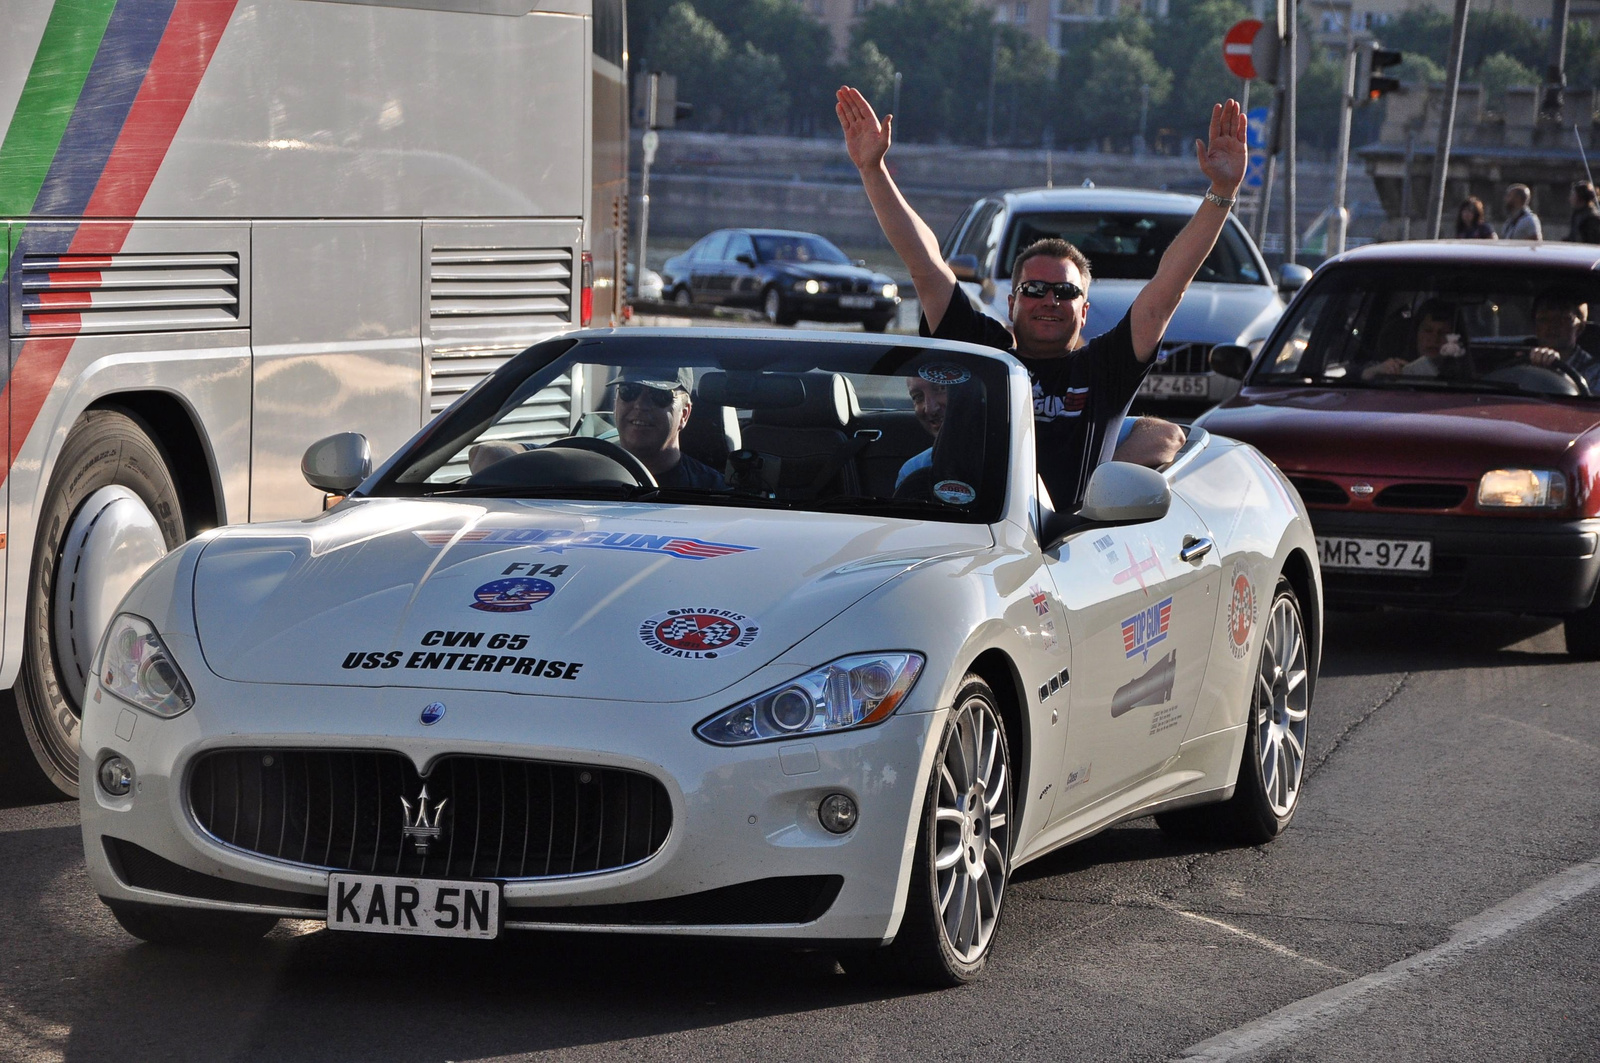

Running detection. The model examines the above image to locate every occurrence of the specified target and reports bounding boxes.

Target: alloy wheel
[1255,592,1310,817]
[933,693,1010,963]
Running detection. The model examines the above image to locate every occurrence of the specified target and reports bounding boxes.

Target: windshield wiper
[809,495,968,516]
[416,484,661,501]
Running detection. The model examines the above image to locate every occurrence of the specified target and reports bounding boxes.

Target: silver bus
[1,0,626,794]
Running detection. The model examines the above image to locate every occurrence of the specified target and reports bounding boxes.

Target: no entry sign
[1224,20,1264,80]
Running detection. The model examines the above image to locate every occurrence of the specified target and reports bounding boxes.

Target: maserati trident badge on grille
[400,785,447,855]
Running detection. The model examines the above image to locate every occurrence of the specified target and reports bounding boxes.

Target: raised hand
[1195,99,1248,196]
[836,86,892,172]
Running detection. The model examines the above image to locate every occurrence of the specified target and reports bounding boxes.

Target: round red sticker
[638,607,760,660]
[1227,570,1257,659]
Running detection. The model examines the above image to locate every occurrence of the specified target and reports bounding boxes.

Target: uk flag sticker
[1121,596,1173,660]
[638,607,760,660]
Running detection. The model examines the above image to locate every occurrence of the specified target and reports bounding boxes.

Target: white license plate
[839,294,875,308]
[1138,374,1211,398]
[1316,536,1433,573]
[328,873,500,939]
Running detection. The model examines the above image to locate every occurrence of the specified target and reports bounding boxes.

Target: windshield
[1249,265,1600,400]
[754,233,852,265]
[371,335,1011,523]
[1000,210,1264,284]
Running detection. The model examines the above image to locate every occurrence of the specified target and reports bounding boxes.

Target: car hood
[778,262,887,284]
[192,499,991,702]
[986,280,1282,342]
[1199,387,1600,478]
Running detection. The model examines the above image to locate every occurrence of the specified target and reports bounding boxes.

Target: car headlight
[1477,469,1568,509]
[881,282,898,299]
[99,613,195,718]
[695,652,924,745]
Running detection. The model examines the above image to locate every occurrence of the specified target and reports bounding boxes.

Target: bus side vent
[17,252,242,337]
[428,247,573,340]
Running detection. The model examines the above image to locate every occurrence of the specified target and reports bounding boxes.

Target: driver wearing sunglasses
[609,367,727,490]
[837,86,1247,509]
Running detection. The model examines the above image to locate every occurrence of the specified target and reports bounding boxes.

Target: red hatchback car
[1198,241,1600,656]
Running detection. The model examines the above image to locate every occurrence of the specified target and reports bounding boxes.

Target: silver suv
[941,187,1307,413]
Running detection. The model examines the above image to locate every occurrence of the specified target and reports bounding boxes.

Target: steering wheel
[1547,359,1593,396]
[543,436,659,488]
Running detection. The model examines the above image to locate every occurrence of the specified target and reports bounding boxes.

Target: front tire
[863,315,893,333]
[865,676,1012,986]
[763,287,797,327]
[106,900,278,947]
[14,409,186,797]
[1157,577,1311,845]
[1563,600,1600,659]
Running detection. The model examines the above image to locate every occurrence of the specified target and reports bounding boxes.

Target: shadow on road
[1319,607,1568,677]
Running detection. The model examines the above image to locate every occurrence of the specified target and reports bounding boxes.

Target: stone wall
[633,130,1383,253]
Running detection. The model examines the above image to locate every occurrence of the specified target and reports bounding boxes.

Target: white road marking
[1172,855,1600,1061]
[1480,713,1600,755]
[1149,898,1351,977]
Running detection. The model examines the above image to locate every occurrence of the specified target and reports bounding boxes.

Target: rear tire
[673,286,692,306]
[13,410,186,797]
[106,900,278,946]
[1563,600,1600,659]
[1157,577,1311,846]
[861,675,1012,986]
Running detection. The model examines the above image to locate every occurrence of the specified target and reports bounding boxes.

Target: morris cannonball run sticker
[918,363,970,386]
[1227,568,1258,660]
[638,607,760,660]
[933,479,976,505]
[471,577,556,612]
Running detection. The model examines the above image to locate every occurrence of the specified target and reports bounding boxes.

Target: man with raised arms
[836,87,1249,510]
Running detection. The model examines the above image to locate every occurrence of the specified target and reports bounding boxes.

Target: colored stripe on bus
[3,0,237,478]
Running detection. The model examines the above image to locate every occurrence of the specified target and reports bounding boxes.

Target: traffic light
[1362,46,1403,101]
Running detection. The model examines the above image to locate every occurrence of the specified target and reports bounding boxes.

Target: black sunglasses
[1015,279,1085,302]
[616,382,681,407]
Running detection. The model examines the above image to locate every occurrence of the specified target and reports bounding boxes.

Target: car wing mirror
[1210,343,1253,380]
[736,253,756,267]
[947,254,981,282]
[1276,262,1312,294]
[1077,462,1171,525]
[302,432,371,493]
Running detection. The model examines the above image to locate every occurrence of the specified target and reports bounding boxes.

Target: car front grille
[1150,341,1212,375]
[1289,477,1349,506]
[188,750,671,881]
[1374,483,1468,510]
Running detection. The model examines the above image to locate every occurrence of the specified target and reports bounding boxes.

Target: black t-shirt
[921,291,1150,509]
[659,452,727,490]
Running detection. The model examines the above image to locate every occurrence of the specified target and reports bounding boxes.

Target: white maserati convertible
[79,328,1320,985]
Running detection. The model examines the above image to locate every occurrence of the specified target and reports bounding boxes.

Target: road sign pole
[1284,0,1298,265]
[1332,41,1357,255]
[637,73,659,295]
[1426,0,1470,239]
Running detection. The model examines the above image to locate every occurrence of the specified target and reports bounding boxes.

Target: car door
[1043,493,1222,821]
[690,231,730,303]
[723,232,760,307]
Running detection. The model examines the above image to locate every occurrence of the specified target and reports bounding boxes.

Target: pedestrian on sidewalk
[1566,181,1600,244]
[1454,196,1496,239]
[1501,184,1543,241]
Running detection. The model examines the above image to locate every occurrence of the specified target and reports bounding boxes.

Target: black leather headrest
[697,371,804,410]
[755,372,857,428]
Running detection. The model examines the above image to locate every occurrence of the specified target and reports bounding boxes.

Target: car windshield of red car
[1250,266,1600,400]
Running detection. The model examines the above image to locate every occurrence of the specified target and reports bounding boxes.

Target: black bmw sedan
[661,228,901,330]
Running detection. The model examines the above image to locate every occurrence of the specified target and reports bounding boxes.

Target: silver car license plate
[327,872,500,939]
[839,294,874,309]
[1316,536,1432,573]
[1138,374,1210,398]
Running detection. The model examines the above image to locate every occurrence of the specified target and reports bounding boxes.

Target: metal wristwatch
[1204,189,1236,210]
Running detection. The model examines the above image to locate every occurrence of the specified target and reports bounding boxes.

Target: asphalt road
[2,607,1596,1062]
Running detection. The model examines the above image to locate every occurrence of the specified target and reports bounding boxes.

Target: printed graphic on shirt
[1033,383,1090,421]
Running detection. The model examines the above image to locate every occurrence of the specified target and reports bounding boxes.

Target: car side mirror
[736,253,756,267]
[1210,343,1253,380]
[1078,462,1171,525]
[948,254,981,282]
[1276,262,1312,294]
[302,432,371,493]
[855,258,868,267]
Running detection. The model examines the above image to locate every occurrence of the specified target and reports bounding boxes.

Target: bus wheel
[14,410,186,797]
